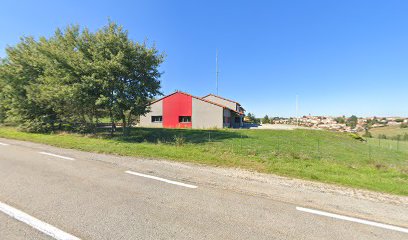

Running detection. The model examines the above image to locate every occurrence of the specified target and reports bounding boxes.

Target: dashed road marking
[38,152,75,161]
[125,170,198,189]
[0,201,81,240]
[296,206,408,234]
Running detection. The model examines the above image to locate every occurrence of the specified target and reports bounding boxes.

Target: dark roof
[150,91,243,114]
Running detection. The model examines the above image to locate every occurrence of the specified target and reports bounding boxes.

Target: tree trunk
[109,110,115,136]
[126,113,133,136]
[122,114,128,136]
[94,114,99,135]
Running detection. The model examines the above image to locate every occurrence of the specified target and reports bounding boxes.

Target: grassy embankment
[366,125,408,138]
[366,137,408,153]
[0,126,407,195]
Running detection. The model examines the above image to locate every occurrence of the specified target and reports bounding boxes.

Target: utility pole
[296,95,299,126]
[216,49,219,95]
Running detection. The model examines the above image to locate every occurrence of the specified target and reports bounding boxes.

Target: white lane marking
[0,142,10,146]
[38,152,75,161]
[125,170,198,189]
[296,207,408,234]
[0,201,81,240]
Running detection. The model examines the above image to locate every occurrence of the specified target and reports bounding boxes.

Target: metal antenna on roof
[216,49,219,95]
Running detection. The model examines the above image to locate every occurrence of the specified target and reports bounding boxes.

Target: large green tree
[0,21,164,134]
[89,22,163,135]
[0,37,56,132]
[0,58,7,122]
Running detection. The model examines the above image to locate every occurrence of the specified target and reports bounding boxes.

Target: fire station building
[139,91,245,129]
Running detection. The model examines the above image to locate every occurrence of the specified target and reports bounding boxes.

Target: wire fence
[198,132,408,165]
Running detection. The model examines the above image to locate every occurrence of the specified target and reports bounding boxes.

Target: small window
[235,117,241,123]
[151,116,162,122]
[179,116,191,123]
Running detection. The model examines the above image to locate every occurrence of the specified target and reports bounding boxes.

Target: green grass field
[0,126,407,195]
[366,125,408,138]
[367,137,408,153]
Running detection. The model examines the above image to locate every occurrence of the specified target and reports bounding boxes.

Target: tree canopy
[262,115,270,124]
[334,116,346,124]
[346,115,358,129]
[0,21,164,134]
[245,112,256,123]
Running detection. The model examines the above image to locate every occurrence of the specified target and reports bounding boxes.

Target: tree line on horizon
[0,21,164,135]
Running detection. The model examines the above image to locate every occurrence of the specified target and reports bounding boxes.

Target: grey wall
[202,95,237,111]
[139,100,163,128]
[192,98,223,129]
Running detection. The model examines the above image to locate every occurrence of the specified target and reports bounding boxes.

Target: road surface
[0,138,407,239]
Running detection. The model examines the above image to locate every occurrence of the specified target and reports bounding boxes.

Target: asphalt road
[0,138,407,240]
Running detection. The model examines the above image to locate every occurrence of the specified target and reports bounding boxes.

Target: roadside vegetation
[0,21,406,196]
[0,126,407,195]
[0,21,163,135]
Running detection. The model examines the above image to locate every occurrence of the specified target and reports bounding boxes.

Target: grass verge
[0,126,407,195]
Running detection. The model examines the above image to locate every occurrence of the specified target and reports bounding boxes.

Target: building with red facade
[139,91,245,129]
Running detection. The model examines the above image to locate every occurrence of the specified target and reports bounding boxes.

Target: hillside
[367,125,408,138]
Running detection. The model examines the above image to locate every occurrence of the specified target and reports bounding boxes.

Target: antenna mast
[216,49,219,95]
[296,95,299,126]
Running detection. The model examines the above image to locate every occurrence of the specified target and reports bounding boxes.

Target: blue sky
[1,0,407,117]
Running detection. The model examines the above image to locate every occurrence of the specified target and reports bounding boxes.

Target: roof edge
[149,91,243,114]
[202,93,241,106]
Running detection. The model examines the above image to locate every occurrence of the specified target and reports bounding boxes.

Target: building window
[235,117,241,123]
[179,116,191,123]
[151,116,163,122]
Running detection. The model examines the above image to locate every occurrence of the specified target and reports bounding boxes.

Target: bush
[334,117,346,124]
[362,130,372,138]
[19,119,54,133]
[262,115,270,124]
[174,135,186,147]
[378,134,387,139]
[401,123,408,128]
[346,115,358,129]
[349,133,365,141]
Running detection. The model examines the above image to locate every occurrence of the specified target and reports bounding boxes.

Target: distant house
[139,91,245,129]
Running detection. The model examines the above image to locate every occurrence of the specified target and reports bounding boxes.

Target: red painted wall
[163,92,192,128]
